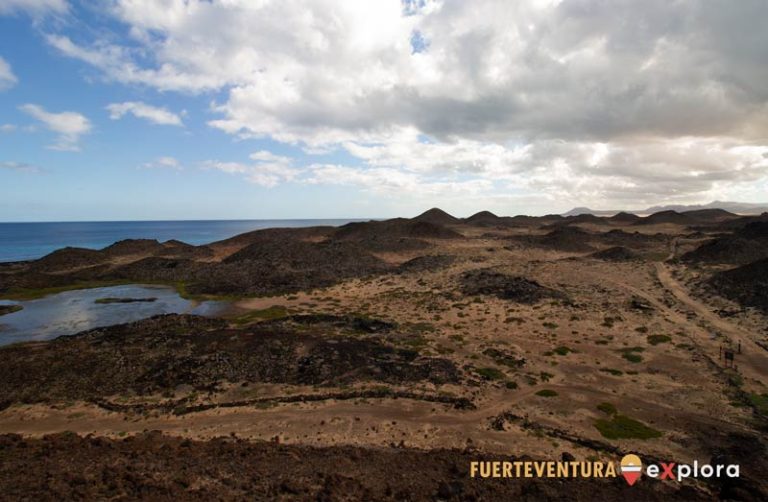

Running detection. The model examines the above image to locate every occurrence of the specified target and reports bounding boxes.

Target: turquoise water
[0,285,227,346]
[0,219,365,262]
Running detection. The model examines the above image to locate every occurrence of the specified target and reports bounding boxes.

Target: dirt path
[654,262,768,385]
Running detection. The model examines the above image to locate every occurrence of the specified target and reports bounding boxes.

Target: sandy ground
[2,220,766,474]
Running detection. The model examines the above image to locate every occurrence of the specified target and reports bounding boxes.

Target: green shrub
[553,346,572,356]
[596,402,617,416]
[599,368,623,376]
[748,393,768,415]
[594,415,661,440]
[647,334,672,345]
[535,389,558,398]
[622,353,643,363]
[233,305,288,325]
[476,367,505,381]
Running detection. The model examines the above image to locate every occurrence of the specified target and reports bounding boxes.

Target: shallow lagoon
[0,284,227,346]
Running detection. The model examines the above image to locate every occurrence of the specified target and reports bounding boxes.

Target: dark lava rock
[682,222,768,265]
[158,240,214,259]
[709,258,768,313]
[559,213,609,225]
[101,239,165,257]
[87,237,392,298]
[335,219,462,241]
[511,227,595,253]
[482,348,525,368]
[412,207,460,226]
[737,221,768,240]
[634,210,697,226]
[0,433,718,501]
[682,208,739,223]
[681,238,768,265]
[597,229,667,248]
[212,226,336,250]
[608,212,641,223]
[332,219,461,253]
[109,257,202,283]
[537,227,595,252]
[465,210,502,226]
[589,246,642,262]
[0,304,22,316]
[281,314,396,333]
[29,247,103,272]
[397,255,455,274]
[0,314,457,403]
[460,269,566,303]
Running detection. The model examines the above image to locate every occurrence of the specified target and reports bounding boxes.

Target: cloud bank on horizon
[1,0,768,218]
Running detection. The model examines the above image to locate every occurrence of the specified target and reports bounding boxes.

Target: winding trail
[654,261,768,385]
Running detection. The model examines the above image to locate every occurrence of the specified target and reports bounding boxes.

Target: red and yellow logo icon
[620,454,642,486]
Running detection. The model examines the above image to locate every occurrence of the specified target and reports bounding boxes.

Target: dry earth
[1,208,767,500]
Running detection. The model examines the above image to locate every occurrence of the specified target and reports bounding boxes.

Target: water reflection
[0,285,227,346]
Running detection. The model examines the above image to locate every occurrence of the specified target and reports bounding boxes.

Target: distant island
[563,200,768,217]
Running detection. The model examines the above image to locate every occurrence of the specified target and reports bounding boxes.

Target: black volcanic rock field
[0,216,466,298]
[2,206,768,500]
[709,259,768,314]
[0,314,458,405]
[682,222,768,265]
[0,432,729,502]
[459,269,567,303]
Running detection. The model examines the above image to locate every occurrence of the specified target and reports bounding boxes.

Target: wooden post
[724,350,735,368]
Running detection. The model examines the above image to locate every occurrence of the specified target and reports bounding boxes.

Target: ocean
[0,219,366,262]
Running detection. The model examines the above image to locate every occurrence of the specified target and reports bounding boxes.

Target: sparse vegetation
[535,389,558,397]
[596,402,617,416]
[232,305,289,325]
[475,367,505,381]
[594,414,661,440]
[748,393,768,415]
[647,334,671,345]
[618,346,644,363]
[622,353,643,363]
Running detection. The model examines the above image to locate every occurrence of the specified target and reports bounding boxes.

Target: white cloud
[19,103,91,151]
[205,151,298,187]
[306,163,492,197]
[44,0,768,206]
[106,101,183,126]
[0,0,67,16]
[0,124,17,133]
[0,56,17,90]
[0,161,38,172]
[141,156,181,170]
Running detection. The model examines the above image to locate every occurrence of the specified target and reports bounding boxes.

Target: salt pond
[0,284,227,346]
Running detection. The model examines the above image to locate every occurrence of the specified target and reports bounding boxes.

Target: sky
[1,0,767,221]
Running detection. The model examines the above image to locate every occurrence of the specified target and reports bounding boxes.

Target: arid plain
[1,208,767,500]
